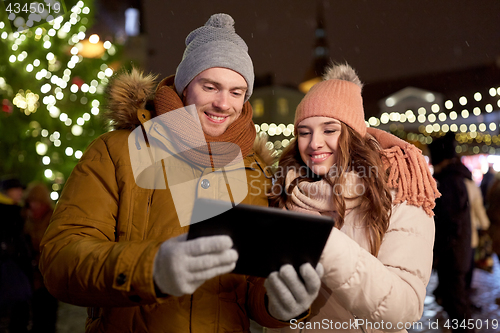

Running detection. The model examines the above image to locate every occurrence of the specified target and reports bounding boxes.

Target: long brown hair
[268,122,392,256]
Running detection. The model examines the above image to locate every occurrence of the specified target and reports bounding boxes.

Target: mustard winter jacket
[39,71,285,333]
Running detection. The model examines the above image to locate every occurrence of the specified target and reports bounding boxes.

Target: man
[429,132,473,333]
[40,13,321,332]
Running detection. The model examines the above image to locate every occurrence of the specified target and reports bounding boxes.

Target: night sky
[142,0,500,88]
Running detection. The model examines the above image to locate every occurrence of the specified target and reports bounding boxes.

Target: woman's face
[297,117,342,177]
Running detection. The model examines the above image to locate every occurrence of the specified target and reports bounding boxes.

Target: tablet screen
[187,199,335,277]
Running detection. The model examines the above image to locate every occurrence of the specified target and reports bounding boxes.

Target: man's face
[183,67,247,137]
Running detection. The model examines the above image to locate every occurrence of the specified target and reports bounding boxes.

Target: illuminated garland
[255,87,500,155]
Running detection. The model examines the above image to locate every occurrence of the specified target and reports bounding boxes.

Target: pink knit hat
[294,79,367,137]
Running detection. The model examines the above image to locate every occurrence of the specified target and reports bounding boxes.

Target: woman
[268,63,439,332]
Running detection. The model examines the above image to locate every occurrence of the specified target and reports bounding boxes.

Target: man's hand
[265,263,323,321]
[153,233,238,296]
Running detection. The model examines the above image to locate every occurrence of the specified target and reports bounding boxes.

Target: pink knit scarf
[366,128,440,216]
[285,169,363,219]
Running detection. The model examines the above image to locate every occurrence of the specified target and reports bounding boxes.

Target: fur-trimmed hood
[253,133,277,168]
[104,68,158,131]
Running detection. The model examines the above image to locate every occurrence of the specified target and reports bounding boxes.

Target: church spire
[299,0,331,93]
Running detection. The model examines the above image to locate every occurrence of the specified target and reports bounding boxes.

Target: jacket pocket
[123,189,152,241]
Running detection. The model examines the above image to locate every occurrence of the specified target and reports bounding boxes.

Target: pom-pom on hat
[294,63,366,137]
[175,13,254,102]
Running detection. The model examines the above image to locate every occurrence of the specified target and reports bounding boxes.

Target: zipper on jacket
[189,294,193,333]
[221,168,236,208]
[352,313,368,333]
[147,192,151,215]
[142,191,152,240]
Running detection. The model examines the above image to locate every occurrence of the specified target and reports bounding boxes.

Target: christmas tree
[0,0,122,200]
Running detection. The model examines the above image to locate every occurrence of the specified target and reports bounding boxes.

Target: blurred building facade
[95,0,500,175]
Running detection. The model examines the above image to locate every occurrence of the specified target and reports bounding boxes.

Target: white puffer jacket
[271,197,435,333]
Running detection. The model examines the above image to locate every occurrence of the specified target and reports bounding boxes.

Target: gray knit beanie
[175,13,254,102]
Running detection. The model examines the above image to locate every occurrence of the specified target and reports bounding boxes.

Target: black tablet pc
[187,198,335,277]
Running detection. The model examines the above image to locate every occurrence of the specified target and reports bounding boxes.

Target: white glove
[265,263,324,321]
[153,233,238,297]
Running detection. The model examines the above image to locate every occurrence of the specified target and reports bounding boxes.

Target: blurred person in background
[0,177,32,333]
[429,133,473,332]
[0,177,25,206]
[485,172,500,306]
[480,164,495,206]
[463,176,490,311]
[22,182,58,333]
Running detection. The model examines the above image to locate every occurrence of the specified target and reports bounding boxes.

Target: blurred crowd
[0,177,58,333]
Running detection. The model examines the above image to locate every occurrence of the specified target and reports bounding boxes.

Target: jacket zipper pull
[352,313,368,333]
